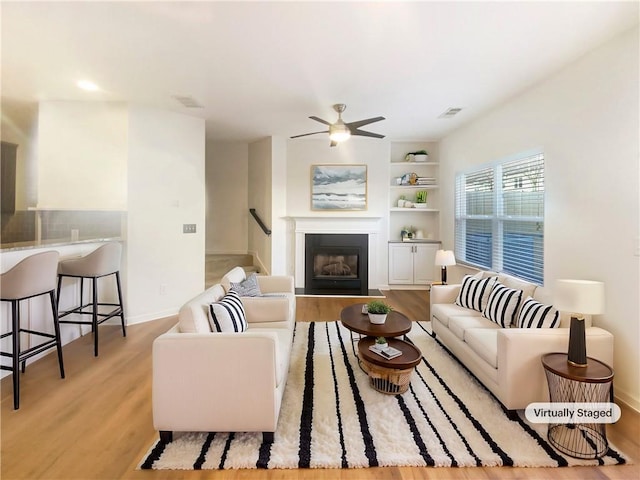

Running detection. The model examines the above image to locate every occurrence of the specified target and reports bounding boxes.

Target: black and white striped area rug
[140,321,627,470]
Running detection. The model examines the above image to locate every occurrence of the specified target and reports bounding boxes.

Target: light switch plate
[183,224,196,234]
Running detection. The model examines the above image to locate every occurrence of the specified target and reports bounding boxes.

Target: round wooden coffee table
[340,304,420,394]
[340,303,412,338]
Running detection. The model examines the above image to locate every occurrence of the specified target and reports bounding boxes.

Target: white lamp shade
[554,279,605,315]
[329,122,351,142]
[435,250,456,267]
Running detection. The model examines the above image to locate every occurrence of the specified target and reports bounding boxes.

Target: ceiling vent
[438,107,462,118]
[173,95,204,108]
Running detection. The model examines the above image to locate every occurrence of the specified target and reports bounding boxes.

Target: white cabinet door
[389,243,441,285]
[413,244,439,284]
[388,244,414,284]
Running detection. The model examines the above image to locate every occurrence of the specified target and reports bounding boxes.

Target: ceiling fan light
[329,124,351,142]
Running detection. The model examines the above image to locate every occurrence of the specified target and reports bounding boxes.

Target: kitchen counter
[1,237,122,252]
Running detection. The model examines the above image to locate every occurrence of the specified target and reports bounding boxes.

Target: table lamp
[554,279,605,367]
[435,250,456,285]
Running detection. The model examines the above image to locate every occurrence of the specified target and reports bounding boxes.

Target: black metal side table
[541,352,614,459]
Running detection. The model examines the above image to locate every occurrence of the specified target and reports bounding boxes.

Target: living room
[1,2,639,478]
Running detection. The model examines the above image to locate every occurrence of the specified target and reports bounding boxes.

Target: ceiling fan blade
[351,129,385,139]
[309,116,332,126]
[330,140,338,147]
[290,130,329,139]
[346,116,386,130]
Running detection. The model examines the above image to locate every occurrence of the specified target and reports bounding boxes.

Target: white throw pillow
[455,275,497,312]
[208,290,247,332]
[482,283,523,328]
[230,273,262,297]
[517,296,560,328]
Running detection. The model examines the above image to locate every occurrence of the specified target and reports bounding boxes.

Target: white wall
[126,106,206,323]
[270,136,288,275]
[439,27,639,409]
[286,138,391,287]
[37,101,127,210]
[248,137,273,273]
[205,142,248,255]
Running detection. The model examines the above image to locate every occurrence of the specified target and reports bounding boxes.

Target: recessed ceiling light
[77,80,99,91]
[438,107,463,118]
[173,95,204,109]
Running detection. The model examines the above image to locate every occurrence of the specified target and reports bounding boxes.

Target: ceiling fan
[291,104,385,147]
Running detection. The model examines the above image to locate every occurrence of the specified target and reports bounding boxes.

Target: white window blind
[455,152,544,284]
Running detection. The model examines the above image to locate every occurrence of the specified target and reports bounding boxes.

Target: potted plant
[367,300,392,324]
[413,150,429,162]
[404,150,429,162]
[415,190,428,208]
[375,336,388,350]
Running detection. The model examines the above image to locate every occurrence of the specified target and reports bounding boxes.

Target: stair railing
[249,208,271,236]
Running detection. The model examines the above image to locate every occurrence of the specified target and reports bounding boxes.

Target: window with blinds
[455,152,544,285]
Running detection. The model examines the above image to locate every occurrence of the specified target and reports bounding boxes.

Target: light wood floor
[2,290,638,479]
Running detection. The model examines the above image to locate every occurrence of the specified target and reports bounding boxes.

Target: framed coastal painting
[311,164,367,210]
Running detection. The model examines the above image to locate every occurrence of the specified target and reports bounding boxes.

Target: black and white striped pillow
[482,283,523,327]
[517,296,560,328]
[208,290,247,332]
[455,275,497,312]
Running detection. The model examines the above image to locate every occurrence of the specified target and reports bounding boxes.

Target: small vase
[368,313,387,324]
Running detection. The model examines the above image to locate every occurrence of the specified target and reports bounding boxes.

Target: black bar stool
[0,251,65,409]
[56,242,126,357]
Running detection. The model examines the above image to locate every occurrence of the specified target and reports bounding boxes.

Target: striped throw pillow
[482,283,523,327]
[517,296,560,328]
[208,290,247,332]
[455,275,498,312]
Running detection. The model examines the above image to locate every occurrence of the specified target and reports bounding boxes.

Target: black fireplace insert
[304,233,368,295]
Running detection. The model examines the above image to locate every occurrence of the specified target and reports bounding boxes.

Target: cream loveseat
[430,271,614,415]
[152,267,296,443]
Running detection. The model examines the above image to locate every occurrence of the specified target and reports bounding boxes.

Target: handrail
[249,208,271,236]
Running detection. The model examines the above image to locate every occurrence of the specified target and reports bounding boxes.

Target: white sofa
[430,271,614,414]
[152,267,296,443]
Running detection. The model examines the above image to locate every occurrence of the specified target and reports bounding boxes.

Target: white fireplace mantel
[287,216,383,289]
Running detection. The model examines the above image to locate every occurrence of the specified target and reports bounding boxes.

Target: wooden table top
[358,337,422,369]
[340,303,412,337]
[541,352,614,383]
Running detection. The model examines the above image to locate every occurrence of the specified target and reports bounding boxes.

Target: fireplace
[305,233,368,295]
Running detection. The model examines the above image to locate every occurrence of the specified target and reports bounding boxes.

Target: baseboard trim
[206,250,250,256]
[126,308,178,325]
[614,389,640,414]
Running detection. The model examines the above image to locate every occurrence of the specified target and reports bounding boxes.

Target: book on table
[369,344,402,359]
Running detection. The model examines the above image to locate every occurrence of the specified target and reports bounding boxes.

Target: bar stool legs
[4,292,67,409]
[1,251,65,410]
[49,291,66,380]
[56,271,126,357]
[56,242,126,357]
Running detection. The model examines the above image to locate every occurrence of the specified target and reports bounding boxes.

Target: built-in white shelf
[390,207,439,212]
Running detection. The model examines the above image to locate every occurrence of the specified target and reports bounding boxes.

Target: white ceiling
[2,1,638,143]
